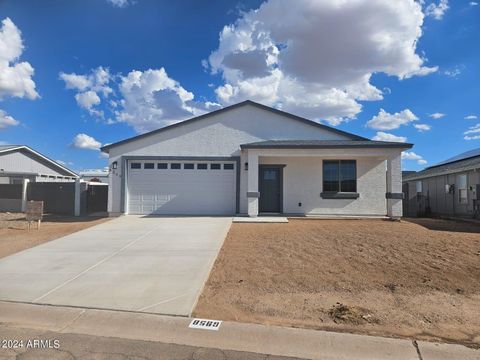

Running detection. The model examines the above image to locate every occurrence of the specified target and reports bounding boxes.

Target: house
[101,101,412,218]
[403,148,480,218]
[0,145,77,184]
[80,169,109,184]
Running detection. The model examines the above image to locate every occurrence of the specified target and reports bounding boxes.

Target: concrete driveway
[0,216,231,316]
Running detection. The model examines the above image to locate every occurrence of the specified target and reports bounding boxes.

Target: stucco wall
[239,155,387,216]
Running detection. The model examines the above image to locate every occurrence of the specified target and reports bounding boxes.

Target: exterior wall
[403,169,480,218]
[239,155,387,216]
[0,150,72,177]
[107,104,352,214]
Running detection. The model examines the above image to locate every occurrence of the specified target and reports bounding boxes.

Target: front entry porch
[242,143,404,219]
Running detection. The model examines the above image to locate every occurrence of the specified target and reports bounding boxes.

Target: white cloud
[470,1,478,6]
[60,67,112,117]
[372,131,407,143]
[116,68,221,133]
[464,123,480,140]
[429,112,445,119]
[55,159,73,166]
[206,0,437,125]
[0,109,19,129]
[75,91,101,110]
[59,73,91,91]
[414,124,432,132]
[367,108,418,130]
[465,115,478,120]
[402,151,427,165]
[72,133,102,151]
[444,66,462,78]
[425,0,449,20]
[106,0,131,8]
[0,18,39,100]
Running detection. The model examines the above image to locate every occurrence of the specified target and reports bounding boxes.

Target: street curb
[0,301,478,360]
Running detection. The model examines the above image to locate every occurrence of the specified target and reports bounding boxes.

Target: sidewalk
[0,301,478,360]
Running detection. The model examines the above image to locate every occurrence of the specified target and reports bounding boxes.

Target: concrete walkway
[0,301,478,360]
[0,216,231,316]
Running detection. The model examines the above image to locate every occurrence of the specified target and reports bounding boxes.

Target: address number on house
[189,318,222,331]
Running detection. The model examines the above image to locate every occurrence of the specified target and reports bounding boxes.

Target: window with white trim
[457,174,467,204]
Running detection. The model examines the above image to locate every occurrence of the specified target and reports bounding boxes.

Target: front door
[259,167,282,213]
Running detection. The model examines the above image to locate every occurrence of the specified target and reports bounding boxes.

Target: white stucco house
[101,101,411,218]
[0,145,77,184]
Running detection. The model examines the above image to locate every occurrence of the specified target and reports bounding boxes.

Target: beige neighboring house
[101,101,412,219]
[0,145,77,184]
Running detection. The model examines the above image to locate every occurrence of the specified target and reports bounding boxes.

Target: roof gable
[0,145,77,177]
[101,100,367,152]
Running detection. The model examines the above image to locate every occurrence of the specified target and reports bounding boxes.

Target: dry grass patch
[194,218,480,346]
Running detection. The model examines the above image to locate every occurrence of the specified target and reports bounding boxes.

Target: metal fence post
[74,178,81,216]
[21,178,29,212]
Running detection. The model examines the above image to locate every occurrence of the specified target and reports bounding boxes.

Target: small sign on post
[26,201,43,230]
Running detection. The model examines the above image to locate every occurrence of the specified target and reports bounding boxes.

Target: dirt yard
[194,218,480,347]
[0,212,110,258]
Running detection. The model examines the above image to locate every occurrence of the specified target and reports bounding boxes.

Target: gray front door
[259,167,282,213]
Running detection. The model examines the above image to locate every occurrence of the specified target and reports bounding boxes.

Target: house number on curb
[189,318,222,331]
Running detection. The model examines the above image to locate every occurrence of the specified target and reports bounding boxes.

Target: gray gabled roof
[403,155,480,182]
[240,139,413,149]
[101,100,369,152]
[0,145,18,152]
[428,147,480,168]
[0,145,78,177]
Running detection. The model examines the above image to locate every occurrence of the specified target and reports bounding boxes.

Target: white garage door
[127,160,236,215]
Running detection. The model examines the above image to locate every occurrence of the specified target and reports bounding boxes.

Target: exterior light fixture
[245,162,248,171]
[112,161,118,170]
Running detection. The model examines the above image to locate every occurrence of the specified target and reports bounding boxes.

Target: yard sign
[26,201,43,230]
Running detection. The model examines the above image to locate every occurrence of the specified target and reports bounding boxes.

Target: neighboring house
[0,145,77,184]
[403,148,480,218]
[101,101,411,218]
[80,169,109,183]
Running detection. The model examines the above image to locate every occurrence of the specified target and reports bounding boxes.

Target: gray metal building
[403,148,480,218]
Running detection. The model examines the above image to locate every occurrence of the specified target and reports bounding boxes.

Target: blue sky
[0,0,478,172]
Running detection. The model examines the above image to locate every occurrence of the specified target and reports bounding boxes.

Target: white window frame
[457,174,468,204]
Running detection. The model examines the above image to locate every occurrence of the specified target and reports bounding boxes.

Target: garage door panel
[127,161,236,215]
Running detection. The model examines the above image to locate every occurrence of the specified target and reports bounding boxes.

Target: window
[130,162,141,169]
[171,163,181,169]
[457,174,467,204]
[224,163,234,170]
[416,181,422,193]
[322,160,357,193]
[210,163,221,170]
[184,163,194,169]
[157,163,168,169]
[197,163,208,170]
[144,163,154,169]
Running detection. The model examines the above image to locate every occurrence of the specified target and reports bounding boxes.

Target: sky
[0,0,479,172]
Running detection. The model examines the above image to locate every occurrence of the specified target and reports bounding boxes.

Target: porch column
[21,178,29,212]
[74,178,81,217]
[386,153,403,219]
[247,150,259,217]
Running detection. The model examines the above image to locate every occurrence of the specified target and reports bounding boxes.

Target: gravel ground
[0,212,110,259]
[194,218,480,347]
